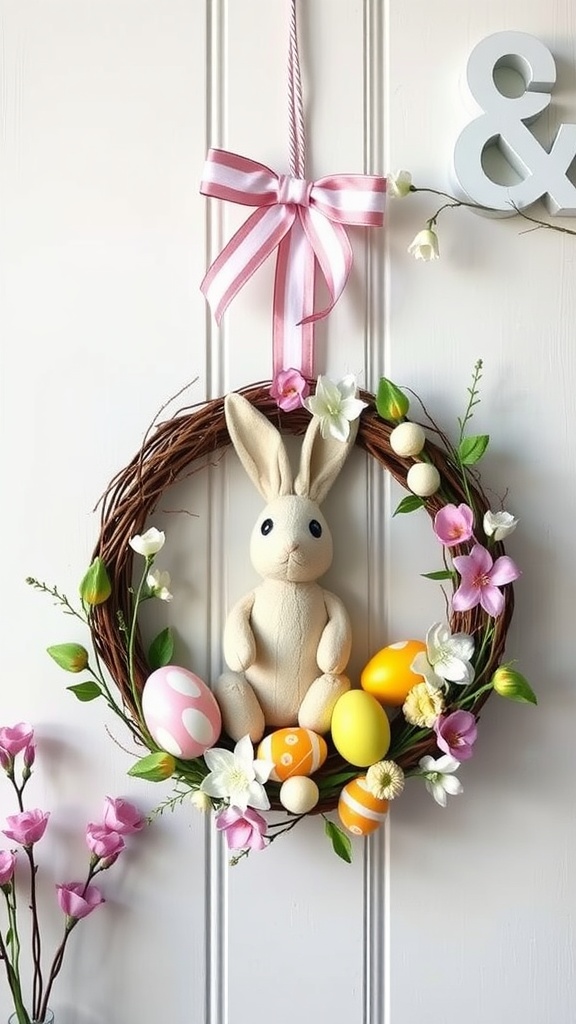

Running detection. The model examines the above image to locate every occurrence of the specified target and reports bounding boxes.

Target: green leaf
[79,557,112,606]
[47,643,89,673]
[148,627,174,671]
[421,570,455,581]
[376,377,410,421]
[67,681,102,702]
[393,495,425,516]
[459,434,489,465]
[324,819,352,863]
[128,751,176,782]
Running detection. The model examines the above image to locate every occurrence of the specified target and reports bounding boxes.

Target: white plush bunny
[215,393,357,743]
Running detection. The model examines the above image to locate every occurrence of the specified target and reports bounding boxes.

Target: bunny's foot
[298,673,351,735]
[214,671,266,743]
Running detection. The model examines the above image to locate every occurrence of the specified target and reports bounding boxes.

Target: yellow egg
[338,777,389,836]
[330,690,390,767]
[360,640,426,706]
[257,727,328,782]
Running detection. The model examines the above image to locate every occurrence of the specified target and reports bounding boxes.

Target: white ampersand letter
[453,31,576,216]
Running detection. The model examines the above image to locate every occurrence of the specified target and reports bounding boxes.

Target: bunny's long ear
[294,416,359,504]
[224,393,293,501]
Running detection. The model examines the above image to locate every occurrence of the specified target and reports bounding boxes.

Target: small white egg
[406,462,441,497]
[279,776,320,814]
[390,421,426,457]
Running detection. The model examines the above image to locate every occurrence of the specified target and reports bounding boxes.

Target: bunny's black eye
[261,518,274,536]
[309,519,322,538]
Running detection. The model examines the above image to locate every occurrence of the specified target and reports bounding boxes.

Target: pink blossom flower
[215,806,267,852]
[0,723,34,757]
[434,711,478,761]
[0,850,16,886]
[56,882,105,920]
[85,824,125,861]
[269,368,310,412]
[452,544,520,617]
[433,504,474,547]
[102,797,145,835]
[3,809,49,846]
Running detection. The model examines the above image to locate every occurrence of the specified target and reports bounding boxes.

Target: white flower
[200,735,274,811]
[304,374,367,442]
[366,760,405,800]
[419,754,463,807]
[387,169,413,198]
[146,569,173,602]
[483,510,518,542]
[411,622,475,690]
[129,527,166,557]
[407,227,439,261]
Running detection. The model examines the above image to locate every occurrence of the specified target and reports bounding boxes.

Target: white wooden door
[1,2,574,1023]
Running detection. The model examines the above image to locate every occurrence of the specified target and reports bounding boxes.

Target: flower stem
[127,558,152,718]
[38,920,77,1023]
[0,929,30,1024]
[23,848,44,1021]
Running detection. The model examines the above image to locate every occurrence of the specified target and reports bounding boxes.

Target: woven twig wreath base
[90,382,513,813]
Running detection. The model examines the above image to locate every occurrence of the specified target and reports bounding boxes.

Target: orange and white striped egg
[337,777,389,836]
[257,727,328,782]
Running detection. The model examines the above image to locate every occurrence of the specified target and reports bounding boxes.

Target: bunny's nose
[288,543,300,554]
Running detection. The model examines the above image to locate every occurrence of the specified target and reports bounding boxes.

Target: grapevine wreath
[37,367,535,863]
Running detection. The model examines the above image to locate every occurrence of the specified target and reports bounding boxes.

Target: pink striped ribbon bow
[200,147,386,377]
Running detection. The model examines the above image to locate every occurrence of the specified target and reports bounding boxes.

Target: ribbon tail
[297,207,353,326]
[273,218,315,378]
[201,205,294,324]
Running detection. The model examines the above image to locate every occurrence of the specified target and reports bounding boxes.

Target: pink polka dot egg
[142,666,222,760]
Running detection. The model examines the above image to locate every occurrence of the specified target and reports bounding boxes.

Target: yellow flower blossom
[402,683,445,728]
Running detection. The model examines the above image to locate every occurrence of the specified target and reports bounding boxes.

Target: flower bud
[23,743,36,769]
[376,377,410,422]
[407,227,440,261]
[79,557,112,606]
[387,170,413,198]
[47,643,89,673]
[128,751,176,782]
[492,666,537,705]
[483,510,518,542]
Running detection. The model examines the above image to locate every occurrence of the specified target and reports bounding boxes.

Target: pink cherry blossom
[434,711,478,761]
[102,797,145,835]
[85,824,125,860]
[452,544,520,617]
[0,723,34,757]
[3,809,50,846]
[269,368,310,412]
[0,850,16,886]
[433,504,474,547]
[56,882,105,920]
[215,806,267,852]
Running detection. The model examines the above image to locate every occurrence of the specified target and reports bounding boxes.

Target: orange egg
[257,727,328,782]
[337,777,389,836]
[360,640,426,706]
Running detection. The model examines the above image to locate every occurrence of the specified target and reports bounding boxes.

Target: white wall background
[1,2,574,1023]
